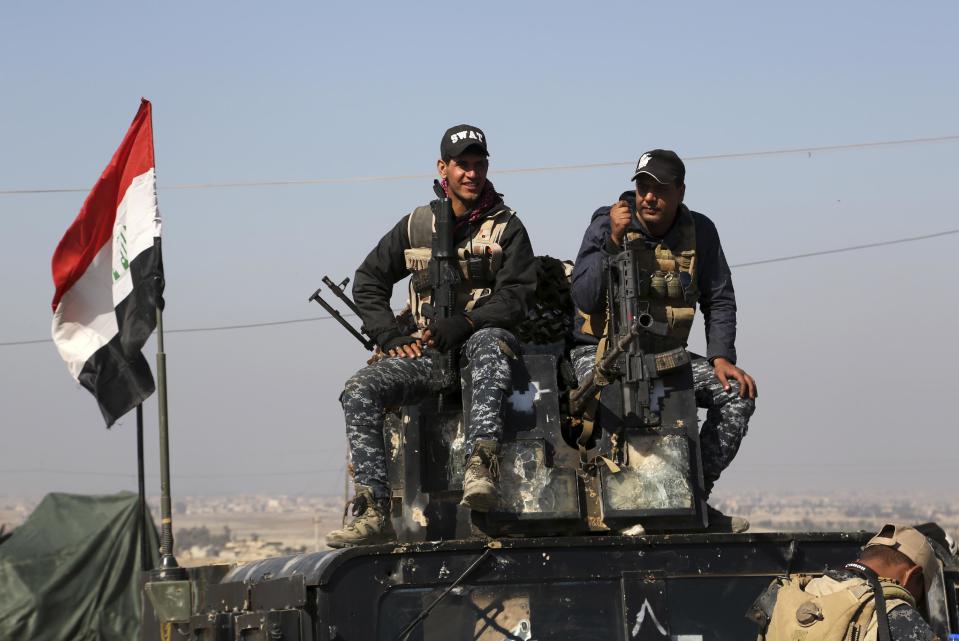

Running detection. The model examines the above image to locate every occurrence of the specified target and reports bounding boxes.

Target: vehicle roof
[222,531,878,587]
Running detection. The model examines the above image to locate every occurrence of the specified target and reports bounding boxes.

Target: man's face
[634,175,685,234]
[438,150,489,204]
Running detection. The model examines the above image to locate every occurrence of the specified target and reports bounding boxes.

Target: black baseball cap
[631,149,685,185]
[440,124,489,160]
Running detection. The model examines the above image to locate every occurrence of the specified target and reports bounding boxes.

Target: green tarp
[0,492,159,641]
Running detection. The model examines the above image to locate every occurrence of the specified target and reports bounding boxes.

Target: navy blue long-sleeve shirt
[570,191,739,364]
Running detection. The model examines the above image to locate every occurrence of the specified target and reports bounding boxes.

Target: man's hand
[609,200,633,247]
[381,335,423,359]
[425,315,473,352]
[712,357,758,399]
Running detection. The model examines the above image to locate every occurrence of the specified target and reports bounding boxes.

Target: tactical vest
[403,204,513,332]
[761,574,915,641]
[582,205,699,353]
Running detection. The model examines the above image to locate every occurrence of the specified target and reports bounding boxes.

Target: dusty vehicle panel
[143,531,959,640]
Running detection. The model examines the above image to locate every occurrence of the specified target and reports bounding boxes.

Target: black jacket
[570,191,739,364]
[353,200,537,347]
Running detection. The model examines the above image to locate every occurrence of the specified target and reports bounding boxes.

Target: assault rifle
[609,246,695,427]
[568,317,645,417]
[608,246,671,427]
[569,246,691,426]
[308,275,375,351]
[423,180,462,393]
[567,310,690,423]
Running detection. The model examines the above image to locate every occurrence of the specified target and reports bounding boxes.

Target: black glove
[429,315,473,352]
[380,333,418,353]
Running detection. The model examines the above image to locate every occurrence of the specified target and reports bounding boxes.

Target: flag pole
[152,290,185,579]
[145,102,184,581]
[140,102,192,626]
[136,404,151,571]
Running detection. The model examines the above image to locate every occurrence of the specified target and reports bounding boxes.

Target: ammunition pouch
[404,204,513,332]
[646,346,690,375]
[581,205,699,350]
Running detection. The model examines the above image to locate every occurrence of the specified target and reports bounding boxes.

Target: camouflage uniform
[569,343,755,496]
[342,327,520,500]
[886,606,937,641]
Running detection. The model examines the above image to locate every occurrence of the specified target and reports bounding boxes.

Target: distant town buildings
[710,491,959,533]
[3,492,958,566]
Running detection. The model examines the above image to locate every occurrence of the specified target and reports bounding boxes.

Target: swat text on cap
[441,124,489,160]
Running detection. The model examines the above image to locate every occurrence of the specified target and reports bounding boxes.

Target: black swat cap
[440,124,489,160]
[631,149,686,185]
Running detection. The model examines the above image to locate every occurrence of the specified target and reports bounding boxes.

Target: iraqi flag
[51,99,164,427]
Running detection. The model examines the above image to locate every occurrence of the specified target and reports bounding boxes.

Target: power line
[0,313,355,347]
[2,134,957,195]
[0,308,403,347]
[1,337,52,346]
[167,315,346,335]
[732,228,959,267]
[2,226,957,348]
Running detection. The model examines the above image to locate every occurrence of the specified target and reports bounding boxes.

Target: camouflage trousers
[341,327,520,500]
[569,344,755,496]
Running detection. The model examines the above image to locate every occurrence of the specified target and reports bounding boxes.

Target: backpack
[513,255,575,346]
[759,574,914,641]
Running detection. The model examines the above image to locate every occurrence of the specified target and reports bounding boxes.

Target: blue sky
[1,1,957,498]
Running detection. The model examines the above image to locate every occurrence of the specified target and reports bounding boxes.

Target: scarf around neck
[440,178,502,231]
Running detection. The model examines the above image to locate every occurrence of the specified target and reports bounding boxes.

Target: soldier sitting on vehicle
[569,149,757,532]
[325,124,537,548]
[750,523,941,641]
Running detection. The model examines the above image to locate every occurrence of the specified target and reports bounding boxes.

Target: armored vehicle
[144,255,959,639]
[143,529,959,640]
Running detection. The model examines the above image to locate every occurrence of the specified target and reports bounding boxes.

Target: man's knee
[462,328,518,397]
[463,327,516,355]
[569,344,598,384]
[462,329,520,372]
[727,392,756,421]
[718,381,756,418]
[339,365,382,414]
[692,361,757,415]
